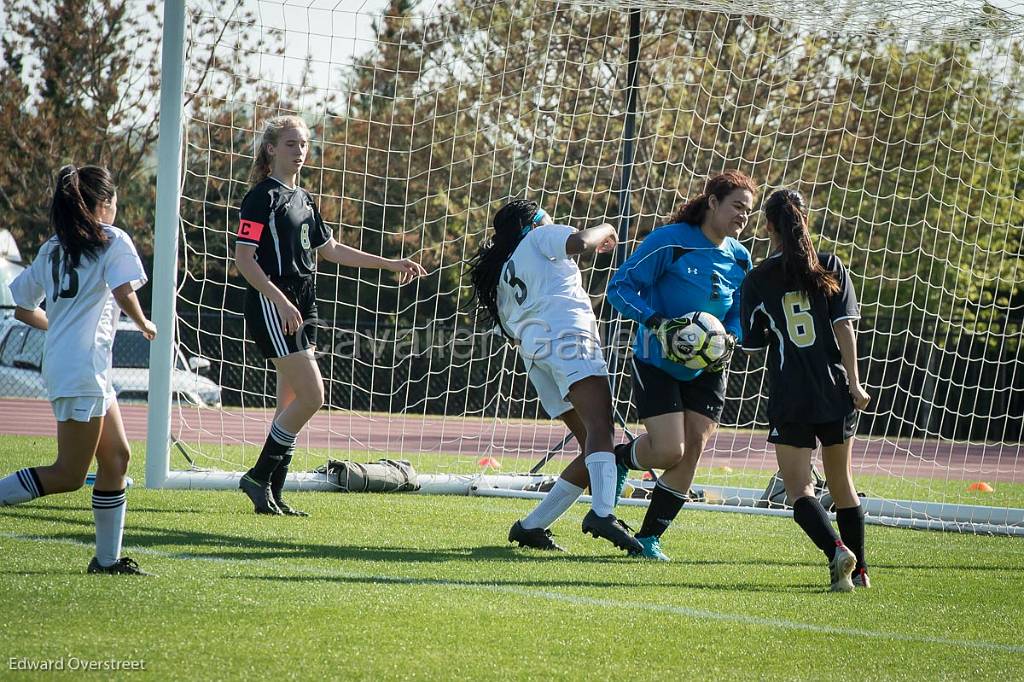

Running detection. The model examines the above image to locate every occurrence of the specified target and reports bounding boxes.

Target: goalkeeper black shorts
[243,275,319,359]
[630,357,726,422]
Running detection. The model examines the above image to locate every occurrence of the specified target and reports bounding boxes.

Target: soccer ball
[661,311,729,370]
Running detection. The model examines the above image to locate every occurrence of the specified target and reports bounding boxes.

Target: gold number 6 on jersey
[782,291,816,347]
[300,223,311,249]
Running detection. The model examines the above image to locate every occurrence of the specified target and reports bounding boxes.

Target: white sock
[585,451,616,518]
[521,478,584,530]
[93,488,127,567]
[0,468,43,506]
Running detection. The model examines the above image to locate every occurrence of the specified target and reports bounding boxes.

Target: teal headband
[520,209,548,237]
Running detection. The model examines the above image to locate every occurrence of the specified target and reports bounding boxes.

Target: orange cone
[478,456,501,469]
[967,481,993,493]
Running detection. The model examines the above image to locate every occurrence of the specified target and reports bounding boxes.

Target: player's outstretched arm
[566,223,617,256]
[833,318,870,410]
[319,237,427,284]
[112,282,157,340]
[14,306,48,331]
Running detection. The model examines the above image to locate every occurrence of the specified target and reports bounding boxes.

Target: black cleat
[240,474,283,515]
[581,510,643,555]
[508,520,566,552]
[87,556,155,576]
[273,497,309,517]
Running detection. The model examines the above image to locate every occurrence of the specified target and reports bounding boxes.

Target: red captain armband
[237,219,265,241]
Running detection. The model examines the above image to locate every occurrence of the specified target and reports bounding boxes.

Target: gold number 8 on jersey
[782,291,816,347]
[300,223,311,249]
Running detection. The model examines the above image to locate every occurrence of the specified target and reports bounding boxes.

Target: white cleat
[852,567,871,589]
[829,544,857,592]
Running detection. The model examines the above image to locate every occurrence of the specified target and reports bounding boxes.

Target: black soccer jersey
[740,252,860,424]
[235,177,332,278]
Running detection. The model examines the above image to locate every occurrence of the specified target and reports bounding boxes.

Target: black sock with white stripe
[0,468,44,506]
[93,488,127,567]
[636,480,688,538]
[248,420,297,483]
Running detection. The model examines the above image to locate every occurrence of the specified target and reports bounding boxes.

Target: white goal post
[146,0,1024,536]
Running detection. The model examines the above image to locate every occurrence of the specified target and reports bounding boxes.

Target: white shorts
[522,334,609,418]
[51,393,115,423]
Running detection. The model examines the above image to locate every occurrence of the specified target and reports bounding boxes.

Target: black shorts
[630,358,726,422]
[244,276,318,359]
[767,412,858,449]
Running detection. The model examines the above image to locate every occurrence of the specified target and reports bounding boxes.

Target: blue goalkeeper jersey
[607,222,751,381]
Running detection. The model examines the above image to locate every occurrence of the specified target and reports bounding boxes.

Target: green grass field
[2,433,1023,680]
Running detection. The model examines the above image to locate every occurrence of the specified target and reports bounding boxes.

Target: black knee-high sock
[270,453,294,501]
[793,496,841,560]
[836,505,867,571]
[636,481,687,538]
[248,421,297,483]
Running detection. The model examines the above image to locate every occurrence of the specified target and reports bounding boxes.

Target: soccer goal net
[146,0,1024,535]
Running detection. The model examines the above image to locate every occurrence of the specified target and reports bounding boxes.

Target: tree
[0,0,163,256]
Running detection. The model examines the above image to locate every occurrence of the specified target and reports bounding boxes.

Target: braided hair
[466,199,540,335]
[763,189,839,297]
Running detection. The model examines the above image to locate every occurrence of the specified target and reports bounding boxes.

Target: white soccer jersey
[8,226,147,400]
[496,224,600,358]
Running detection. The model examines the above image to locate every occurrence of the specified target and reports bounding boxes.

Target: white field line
[2,531,1023,655]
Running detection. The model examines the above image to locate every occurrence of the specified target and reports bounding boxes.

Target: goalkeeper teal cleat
[613,461,630,506]
[636,535,671,561]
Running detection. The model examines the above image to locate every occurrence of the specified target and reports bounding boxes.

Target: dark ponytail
[466,199,539,334]
[763,189,839,297]
[668,170,757,226]
[50,165,115,267]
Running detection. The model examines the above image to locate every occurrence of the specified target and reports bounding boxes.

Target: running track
[1,398,1020,483]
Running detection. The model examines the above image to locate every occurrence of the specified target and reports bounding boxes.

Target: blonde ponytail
[249,115,310,185]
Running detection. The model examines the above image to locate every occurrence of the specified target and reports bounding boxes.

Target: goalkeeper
[606,171,756,561]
